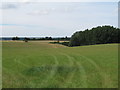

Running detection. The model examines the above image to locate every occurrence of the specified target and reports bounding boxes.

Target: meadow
[2,41,118,88]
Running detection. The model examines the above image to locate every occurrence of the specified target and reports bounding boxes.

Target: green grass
[2,41,118,88]
[0,42,2,89]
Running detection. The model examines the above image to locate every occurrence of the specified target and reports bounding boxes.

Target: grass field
[2,41,118,88]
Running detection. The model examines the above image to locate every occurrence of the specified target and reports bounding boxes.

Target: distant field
[2,41,118,88]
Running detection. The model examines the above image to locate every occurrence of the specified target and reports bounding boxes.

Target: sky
[0,0,119,37]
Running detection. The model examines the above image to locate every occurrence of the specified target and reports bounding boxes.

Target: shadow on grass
[23,66,79,76]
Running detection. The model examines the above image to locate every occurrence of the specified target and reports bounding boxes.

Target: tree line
[69,26,120,47]
[12,36,70,41]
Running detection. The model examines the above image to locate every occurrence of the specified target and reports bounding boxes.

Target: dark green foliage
[23,37,30,42]
[49,42,69,46]
[61,42,69,46]
[12,36,20,40]
[11,37,71,41]
[26,37,70,41]
[69,26,120,47]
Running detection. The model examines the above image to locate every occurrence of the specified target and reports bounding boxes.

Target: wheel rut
[78,54,113,88]
[60,53,87,88]
[39,55,59,87]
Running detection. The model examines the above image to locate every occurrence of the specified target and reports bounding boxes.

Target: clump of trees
[69,26,120,47]
[30,37,53,40]
[12,36,20,40]
[23,37,30,42]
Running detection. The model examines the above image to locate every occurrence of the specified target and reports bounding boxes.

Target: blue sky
[0,2,118,37]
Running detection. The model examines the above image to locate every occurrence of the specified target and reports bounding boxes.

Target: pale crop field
[2,41,118,88]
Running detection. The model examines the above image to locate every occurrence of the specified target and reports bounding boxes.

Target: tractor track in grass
[40,53,75,88]
[3,57,34,87]
[77,54,113,88]
[13,55,59,88]
[3,67,35,88]
[60,53,87,88]
[3,57,39,88]
[59,53,75,88]
[4,52,113,88]
[73,56,88,88]
[12,55,59,88]
[13,56,48,88]
[39,55,59,87]
[14,57,29,68]
[70,55,87,88]
[13,56,39,87]
[5,54,112,88]
[6,54,87,88]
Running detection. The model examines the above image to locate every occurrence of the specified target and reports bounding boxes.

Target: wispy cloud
[0,23,59,30]
[0,0,31,10]
[27,6,75,16]
[28,10,50,15]
[20,0,31,4]
[0,24,39,27]
[0,3,18,9]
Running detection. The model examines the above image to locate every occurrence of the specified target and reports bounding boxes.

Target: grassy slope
[0,42,2,89]
[2,41,118,88]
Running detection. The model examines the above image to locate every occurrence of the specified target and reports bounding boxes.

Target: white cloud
[28,10,49,15]
[20,0,31,4]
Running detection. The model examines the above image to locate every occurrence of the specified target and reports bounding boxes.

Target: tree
[69,25,120,47]
[24,37,29,42]
[12,36,20,40]
[49,37,52,40]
